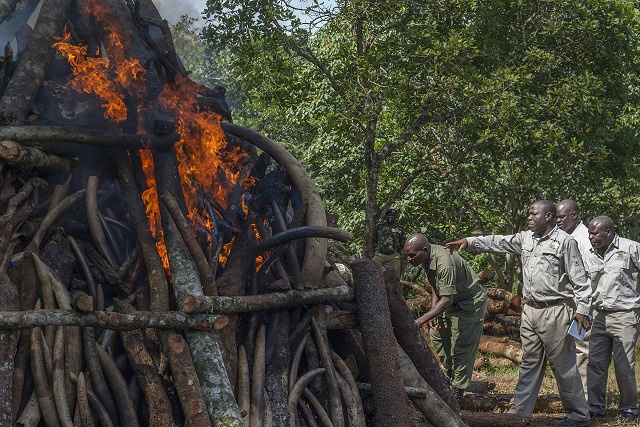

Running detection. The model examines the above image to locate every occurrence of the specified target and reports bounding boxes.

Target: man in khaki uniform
[404,233,487,407]
[586,216,640,422]
[556,199,592,399]
[446,200,591,427]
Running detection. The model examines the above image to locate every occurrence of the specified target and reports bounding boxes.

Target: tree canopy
[177,0,640,288]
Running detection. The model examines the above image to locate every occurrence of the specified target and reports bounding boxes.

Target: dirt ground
[482,347,640,426]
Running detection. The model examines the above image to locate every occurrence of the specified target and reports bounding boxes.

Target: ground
[484,347,640,426]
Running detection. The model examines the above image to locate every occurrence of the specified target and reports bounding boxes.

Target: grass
[484,348,640,426]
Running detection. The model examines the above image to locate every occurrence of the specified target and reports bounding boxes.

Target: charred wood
[0,126,178,150]
[255,225,352,255]
[0,0,73,126]
[220,122,327,289]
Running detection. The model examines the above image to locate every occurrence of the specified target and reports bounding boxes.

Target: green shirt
[423,244,481,304]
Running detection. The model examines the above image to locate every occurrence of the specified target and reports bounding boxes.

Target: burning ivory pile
[0,1,492,427]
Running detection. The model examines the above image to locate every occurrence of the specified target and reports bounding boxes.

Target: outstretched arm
[444,238,468,253]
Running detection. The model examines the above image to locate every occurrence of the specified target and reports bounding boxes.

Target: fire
[54,8,258,275]
[53,29,144,123]
[138,150,169,272]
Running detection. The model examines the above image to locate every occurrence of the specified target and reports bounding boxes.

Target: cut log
[395,344,469,427]
[0,0,73,125]
[352,259,411,427]
[183,285,353,314]
[0,309,227,330]
[461,411,530,427]
[478,335,522,364]
[383,268,461,412]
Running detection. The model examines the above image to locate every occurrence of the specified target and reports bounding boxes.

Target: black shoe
[621,412,636,422]
[553,417,589,426]
[589,410,605,417]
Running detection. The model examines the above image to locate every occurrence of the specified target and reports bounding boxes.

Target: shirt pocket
[608,251,629,270]
[539,248,561,277]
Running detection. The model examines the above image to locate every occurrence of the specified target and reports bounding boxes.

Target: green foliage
[185,0,640,286]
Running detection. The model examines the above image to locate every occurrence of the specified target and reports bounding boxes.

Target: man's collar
[534,225,559,240]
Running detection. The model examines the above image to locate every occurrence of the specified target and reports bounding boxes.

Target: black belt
[526,298,569,309]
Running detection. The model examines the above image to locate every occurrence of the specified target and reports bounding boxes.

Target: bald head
[588,215,615,250]
[556,199,580,234]
[404,233,431,266]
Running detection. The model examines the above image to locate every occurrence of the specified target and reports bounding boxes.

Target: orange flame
[54,13,257,276]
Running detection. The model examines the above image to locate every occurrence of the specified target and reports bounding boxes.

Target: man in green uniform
[372,208,406,277]
[404,233,488,406]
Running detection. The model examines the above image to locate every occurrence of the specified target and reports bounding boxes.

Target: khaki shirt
[587,234,640,311]
[467,226,591,315]
[422,244,482,304]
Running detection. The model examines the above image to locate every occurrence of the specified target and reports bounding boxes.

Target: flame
[138,150,170,271]
[54,8,257,276]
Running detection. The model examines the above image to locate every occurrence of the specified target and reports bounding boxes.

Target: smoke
[152,0,207,24]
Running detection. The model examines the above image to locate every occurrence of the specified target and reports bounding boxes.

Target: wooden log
[0,126,178,150]
[183,285,353,314]
[395,344,469,427]
[160,193,215,295]
[112,151,211,425]
[0,309,227,330]
[383,268,461,412]
[0,0,73,126]
[214,218,257,395]
[352,259,411,427]
[461,393,563,414]
[220,121,327,289]
[158,184,243,426]
[486,299,509,315]
[461,411,530,427]
[0,0,20,25]
[115,300,174,427]
[0,140,75,172]
[478,335,522,364]
[163,332,212,427]
[465,380,496,394]
[474,356,516,370]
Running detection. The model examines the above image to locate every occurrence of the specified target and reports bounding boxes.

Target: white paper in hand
[567,319,586,341]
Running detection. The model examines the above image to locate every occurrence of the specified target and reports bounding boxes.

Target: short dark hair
[385,208,397,215]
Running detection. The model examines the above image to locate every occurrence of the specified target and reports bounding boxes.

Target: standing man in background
[586,216,640,422]
[446,200,591,427]
[556,199,591,399]
[372,208,406,277]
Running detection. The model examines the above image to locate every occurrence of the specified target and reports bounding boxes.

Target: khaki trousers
[575,328,590,399]
[587,309,640,415]
[430,289,488,390]
[508,303,589,421]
